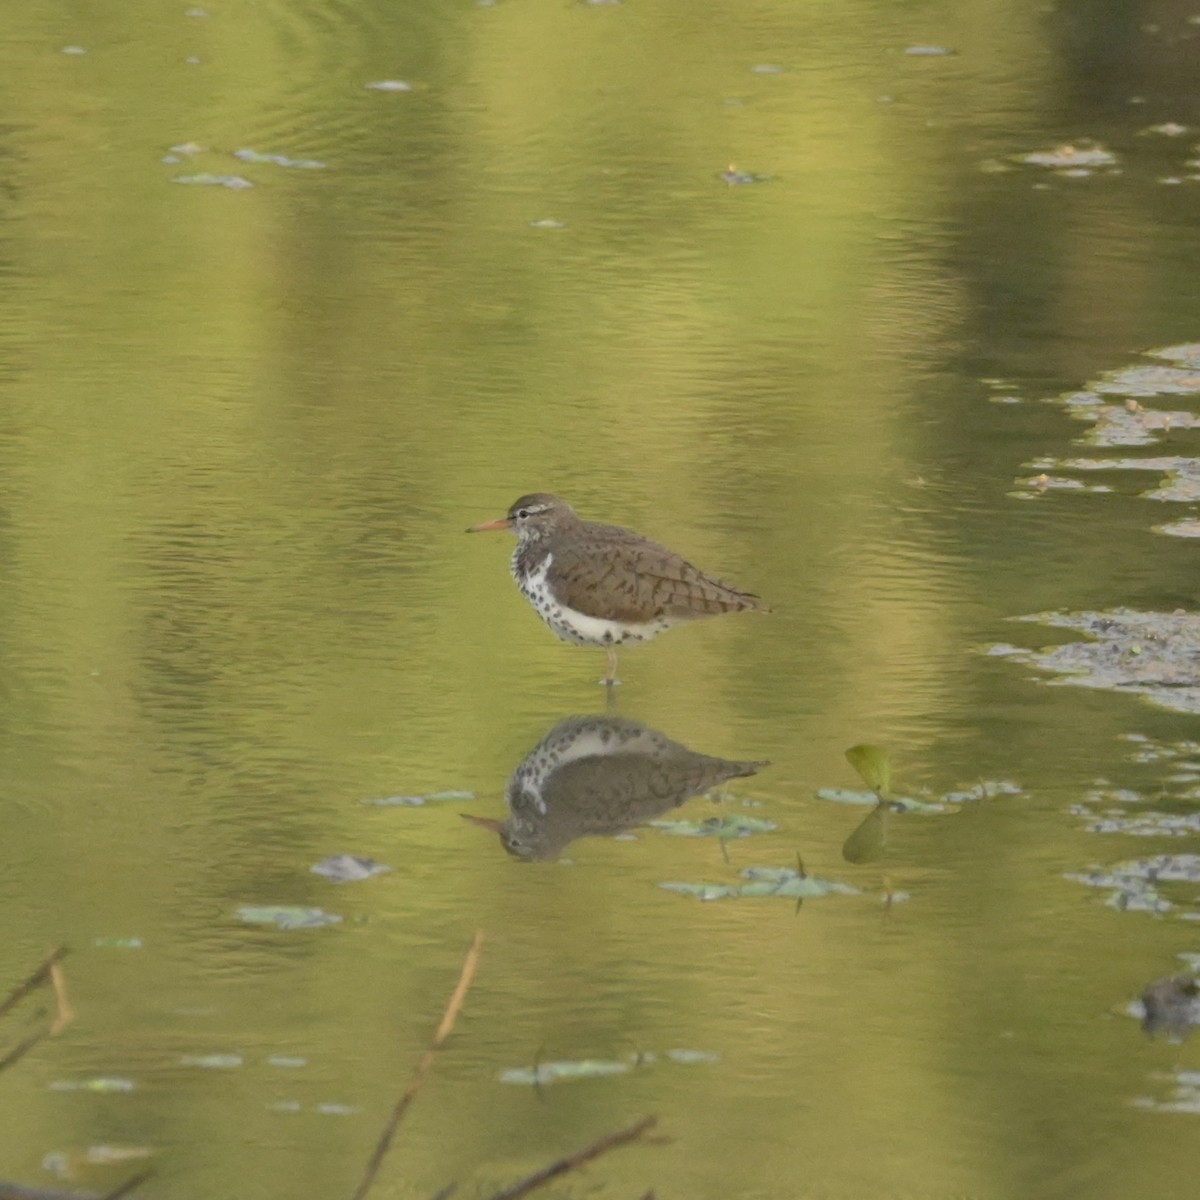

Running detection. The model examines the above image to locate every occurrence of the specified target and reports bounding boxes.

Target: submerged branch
[97,1172,154,1200]
[485,1115,658,1200]
[347,930,484,1200]
[0,947,68,1021]
[0,1029,48,1077]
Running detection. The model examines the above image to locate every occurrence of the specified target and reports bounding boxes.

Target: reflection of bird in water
[466,493,767,685]
[464,715,769,861]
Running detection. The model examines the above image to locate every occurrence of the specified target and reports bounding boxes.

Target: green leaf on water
[842,802,889,864]
[650,815,777,838]
[845,745,891,796]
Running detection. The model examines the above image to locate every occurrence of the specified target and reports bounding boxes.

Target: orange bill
[466,516,513,533]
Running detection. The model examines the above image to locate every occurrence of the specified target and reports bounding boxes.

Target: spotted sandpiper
[463,714,769,860]
[467,493,768,683]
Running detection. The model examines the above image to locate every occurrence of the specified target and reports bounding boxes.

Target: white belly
[514,554,673,648]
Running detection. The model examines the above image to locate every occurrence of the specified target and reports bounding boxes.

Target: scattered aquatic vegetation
[180,1053,243,1069]
[361,789,474,806]
[1156,518,1200,538]
[500,1059,630,1085]
[50,1077,135,1093]
[172,173,253,190]
[43,1145,153,1177]
[310,854,391,882]
[994,609,1200,715]
[266,1100,359,1115]
[500,1047,719,1085]
[660,867,858,902]
[1071,801,1200,837]
[234,148,326,169]
[720,164,772,185]
[1011,473,1113,495]
[235,905,342,930]
[650,814,776,838]
[1133,1067,1200,1112]
[1012,143,1118,168]
[1066,854,1200,916]
[1120,732,1200,763]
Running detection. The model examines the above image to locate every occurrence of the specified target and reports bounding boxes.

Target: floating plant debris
[310,854,390,882]
[236,905,342,930]
[233,148,326,169]
[1013,143,1118,168]
[172,173,253,189]
[180,1054,243,1069]
[362,789,474,806]
[660,867,859,902]
[650,814,776,838]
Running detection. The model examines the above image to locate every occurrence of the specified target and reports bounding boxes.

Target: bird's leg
[600,646,621,688]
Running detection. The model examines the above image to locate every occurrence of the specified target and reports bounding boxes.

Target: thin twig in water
[484,1115,658,1200]
[98,1171,155,1200]
[347,930,484,1200]
[0,947,68,1021]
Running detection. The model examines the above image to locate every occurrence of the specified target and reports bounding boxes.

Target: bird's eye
[516,509,530,519]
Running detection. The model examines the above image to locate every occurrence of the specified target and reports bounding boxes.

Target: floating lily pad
[361,789,475,807]
[661,867,858,902]
[650,815,776,838]
[499,1059,631,1085]
[180,1054,243,1069]
[311,854,390,882]
[236,905,342,930]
